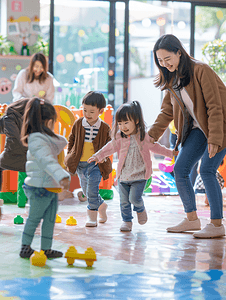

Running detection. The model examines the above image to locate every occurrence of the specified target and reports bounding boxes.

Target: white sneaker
[85,210,97,227]
[98,202,108,223]
[120,221,132,232]
[167,218,201,233]
[193,223,225,239]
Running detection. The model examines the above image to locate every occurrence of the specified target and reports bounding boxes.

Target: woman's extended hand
[208,143,218,158]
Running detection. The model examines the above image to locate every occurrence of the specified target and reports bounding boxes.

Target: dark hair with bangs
[112,101,146,141]
[26,53,48,84]
[82,91,106,109]
[153,34,194,90]
[21,97,58,146]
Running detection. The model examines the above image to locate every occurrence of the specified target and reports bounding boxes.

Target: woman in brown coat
[149,34,226,238]
[0,99,29,210]
[0,99,29,175]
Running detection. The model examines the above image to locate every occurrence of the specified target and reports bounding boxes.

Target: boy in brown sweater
[64,91,112,227]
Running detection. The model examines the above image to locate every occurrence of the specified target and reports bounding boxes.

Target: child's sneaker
[120,221,132,232]
[77,191,87,202]
[43,249,63,259]
[85,209,98,227]
[20,245,35,258]
[137,209,148,225]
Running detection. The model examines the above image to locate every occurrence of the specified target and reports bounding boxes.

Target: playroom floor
[1,182,226,300]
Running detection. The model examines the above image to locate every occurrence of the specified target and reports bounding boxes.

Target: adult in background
[12,53,55,103]
[148,34,226,238]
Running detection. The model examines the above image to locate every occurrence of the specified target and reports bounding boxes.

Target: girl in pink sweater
[88,101,178,232]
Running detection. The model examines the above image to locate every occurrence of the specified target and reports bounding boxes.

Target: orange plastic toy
[218,156,226,187]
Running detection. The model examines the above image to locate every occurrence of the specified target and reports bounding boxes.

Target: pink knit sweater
[12,69,55,103]
[94,132,174,181]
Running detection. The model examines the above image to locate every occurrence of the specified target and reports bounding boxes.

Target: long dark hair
[27,53,48,84]
[21,97,58,146]
[112,101,146,141]
[6,98,30,116]
[153,34,194,90]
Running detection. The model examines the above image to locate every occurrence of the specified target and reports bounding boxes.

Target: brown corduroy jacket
[64,117,112,180]
[148,61,226,152]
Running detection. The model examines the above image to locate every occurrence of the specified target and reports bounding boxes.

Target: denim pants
[22,184,58,250]
[118,180,147,222]
[174,128,226,219]
[76,161,103,210]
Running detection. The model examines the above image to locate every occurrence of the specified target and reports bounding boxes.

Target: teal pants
[22,184,58,250]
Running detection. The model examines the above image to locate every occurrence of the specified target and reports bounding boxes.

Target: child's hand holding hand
[173,149,179,156]
[60,177,70,190]
[87,156,98,164]
[150,136,155,144]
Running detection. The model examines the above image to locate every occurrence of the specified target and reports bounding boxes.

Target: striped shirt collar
[82,117,101,129]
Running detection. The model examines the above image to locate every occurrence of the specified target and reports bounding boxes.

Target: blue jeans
[174,128,226,219]
[76,161,103,210]
[118,180,147,222]
[22,184,58,250]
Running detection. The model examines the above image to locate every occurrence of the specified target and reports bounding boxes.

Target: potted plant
[202,39,226,83]
[0,35,17,55]
[30,35,49,56]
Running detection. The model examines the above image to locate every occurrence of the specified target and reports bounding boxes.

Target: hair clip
[132,101,137,106]
[40,99,45,105]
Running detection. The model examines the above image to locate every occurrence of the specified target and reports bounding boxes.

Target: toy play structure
[144,157,178,195]
[0,103,115,206]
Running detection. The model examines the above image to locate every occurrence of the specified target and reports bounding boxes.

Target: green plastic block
[17,172,28,208]
[14,215,24,224]
[99,189,114,200]
[0,192,17,203]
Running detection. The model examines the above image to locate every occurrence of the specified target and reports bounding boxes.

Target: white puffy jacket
[25,132,70,188]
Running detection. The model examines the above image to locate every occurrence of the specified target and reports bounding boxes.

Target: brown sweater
[148,61,226,152]
[64,117,112,180]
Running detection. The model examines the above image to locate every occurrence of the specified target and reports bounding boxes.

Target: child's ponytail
[131,100,146,141]
[21,97,58,146]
